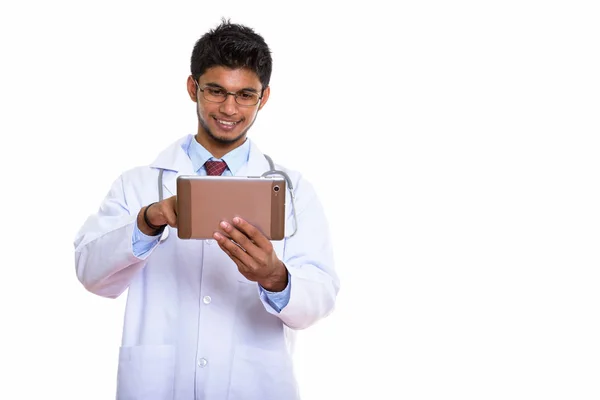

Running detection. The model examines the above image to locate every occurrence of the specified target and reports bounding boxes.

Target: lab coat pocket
[227,345,299,400]
[117,344,175,400]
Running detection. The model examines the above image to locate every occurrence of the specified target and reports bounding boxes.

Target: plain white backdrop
[1,1,599,399]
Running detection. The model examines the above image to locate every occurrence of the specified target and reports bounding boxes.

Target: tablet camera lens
[273,185,280,192]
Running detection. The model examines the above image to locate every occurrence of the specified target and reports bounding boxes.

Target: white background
[1,1,599,399]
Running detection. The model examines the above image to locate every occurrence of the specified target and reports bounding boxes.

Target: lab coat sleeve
[73,174,152,299]
[259,177,340,330]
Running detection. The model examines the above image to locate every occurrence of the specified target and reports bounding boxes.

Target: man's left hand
[214,217,288,292]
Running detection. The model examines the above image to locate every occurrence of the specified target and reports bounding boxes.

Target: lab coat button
[198,358,208,368]
[203,296,212,304]
[206,239,213,246]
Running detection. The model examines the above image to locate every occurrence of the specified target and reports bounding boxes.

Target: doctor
[73,19,339,400]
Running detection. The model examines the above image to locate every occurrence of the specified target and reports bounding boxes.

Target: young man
[73,20,339,400]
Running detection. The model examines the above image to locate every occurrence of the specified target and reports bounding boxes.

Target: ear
[257,86,270,110]
[187,75,198,102]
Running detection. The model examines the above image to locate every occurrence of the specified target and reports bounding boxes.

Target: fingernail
[233,217,241,224]
[220,221,229,229]
[213,232,221,240]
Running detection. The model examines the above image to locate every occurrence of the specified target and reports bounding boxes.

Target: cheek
[198,104,215,119]
[242,109,259,123]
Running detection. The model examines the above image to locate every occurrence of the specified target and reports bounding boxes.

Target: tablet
[176,175,286,240]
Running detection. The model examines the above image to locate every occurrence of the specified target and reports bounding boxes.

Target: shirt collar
[187,136,251,175]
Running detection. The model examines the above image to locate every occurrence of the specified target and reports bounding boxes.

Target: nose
[219,93,238,116]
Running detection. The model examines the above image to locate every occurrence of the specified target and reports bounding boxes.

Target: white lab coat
[73,135,340,400]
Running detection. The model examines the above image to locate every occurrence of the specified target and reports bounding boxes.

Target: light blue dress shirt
[131,137,291,311]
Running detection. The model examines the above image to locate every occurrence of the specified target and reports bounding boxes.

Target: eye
[207,88,226,96]
[237,91,257,100]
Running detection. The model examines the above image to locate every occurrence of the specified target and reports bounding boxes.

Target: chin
[208,129,246,145]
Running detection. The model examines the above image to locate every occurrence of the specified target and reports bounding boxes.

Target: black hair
[190,18,272,89]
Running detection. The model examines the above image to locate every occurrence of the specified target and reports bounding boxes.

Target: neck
[194,133,246,159]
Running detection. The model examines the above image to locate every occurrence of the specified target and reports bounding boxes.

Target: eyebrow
[204,82,260,93]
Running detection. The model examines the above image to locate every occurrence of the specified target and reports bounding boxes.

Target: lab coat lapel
[235,141,271,177]
[149,135,196,199]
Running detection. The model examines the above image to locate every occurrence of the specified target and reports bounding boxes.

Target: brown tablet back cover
[177,176,286,240]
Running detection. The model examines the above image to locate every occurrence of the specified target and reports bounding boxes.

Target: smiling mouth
[213,117,241,127]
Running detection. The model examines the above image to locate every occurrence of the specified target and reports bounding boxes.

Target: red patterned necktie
[204,160,228,176]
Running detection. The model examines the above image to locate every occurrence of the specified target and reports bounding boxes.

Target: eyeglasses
[195,82,263,106]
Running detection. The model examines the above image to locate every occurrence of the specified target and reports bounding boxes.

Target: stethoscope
[157,154,298,238]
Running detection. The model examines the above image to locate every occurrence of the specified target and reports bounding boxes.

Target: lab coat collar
[149,135,195,174]
[149,134,271,198]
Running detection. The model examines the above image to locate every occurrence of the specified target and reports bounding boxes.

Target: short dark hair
[190,19,272,89]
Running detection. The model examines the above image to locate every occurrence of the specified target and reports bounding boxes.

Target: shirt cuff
[259,272,292,313]
[132,220,161,258]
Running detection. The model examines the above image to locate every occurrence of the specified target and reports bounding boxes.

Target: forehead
[199,66,262,90]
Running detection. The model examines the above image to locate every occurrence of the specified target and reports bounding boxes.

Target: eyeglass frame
[193,79,264,106]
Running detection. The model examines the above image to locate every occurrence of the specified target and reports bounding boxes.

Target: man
[73,19,339,400]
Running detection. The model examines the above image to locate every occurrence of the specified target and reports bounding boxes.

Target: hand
[214,217,288,292]
[137,195,178,235]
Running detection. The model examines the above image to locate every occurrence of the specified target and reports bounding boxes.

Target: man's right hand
[137,195,178,236]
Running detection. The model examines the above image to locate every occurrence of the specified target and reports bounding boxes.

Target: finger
[214,232,253,273]
[218,241,239,264]
[218,220,262,258]
[161,204,178,227]
[231,217,272,250]
[214,231,255,268]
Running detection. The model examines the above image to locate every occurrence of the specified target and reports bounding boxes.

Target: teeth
[218,120,236,126]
